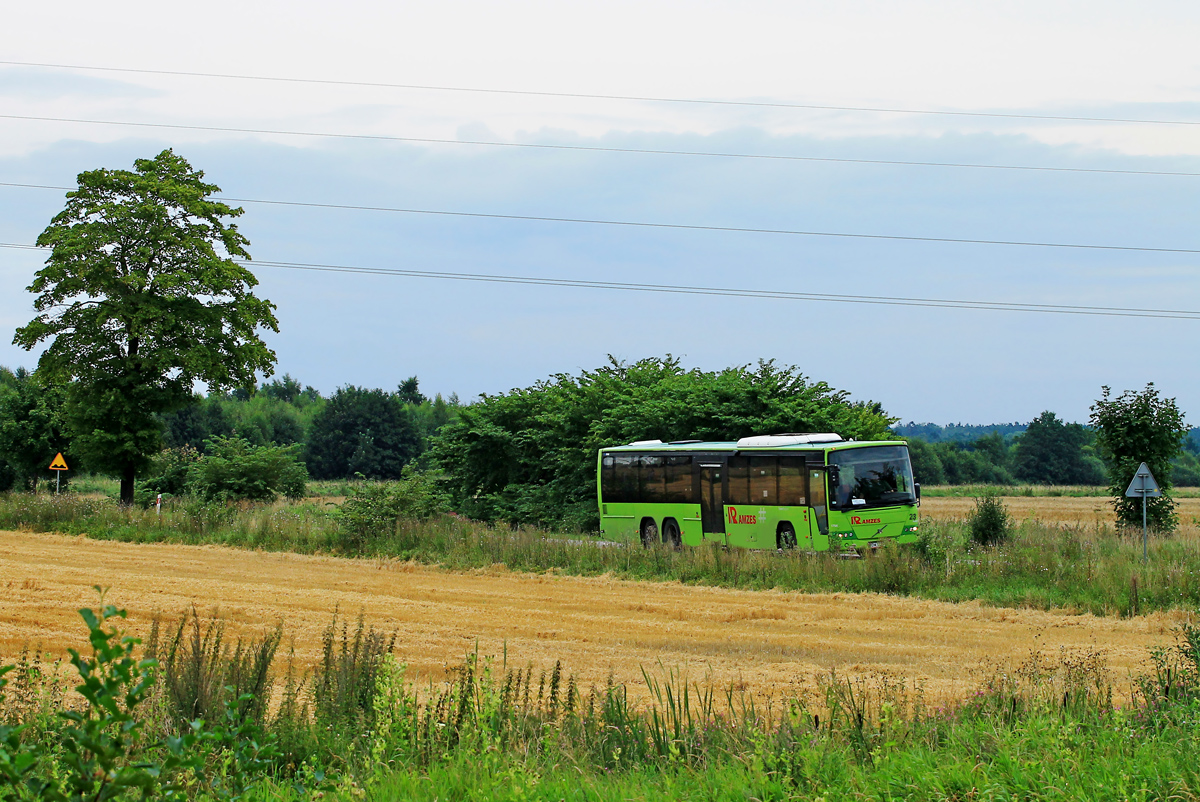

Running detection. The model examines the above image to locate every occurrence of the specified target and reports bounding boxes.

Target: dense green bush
[307,386,420,480]
[1172,451,1200,487]
[433,356,896,530]
[968,494,1012,547]
[0,367,73,493]
[135,444,202,505]
[186,435,308,502]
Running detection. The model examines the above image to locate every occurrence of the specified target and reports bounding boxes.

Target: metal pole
[1142,487,1148,564]
[56,471,60,495]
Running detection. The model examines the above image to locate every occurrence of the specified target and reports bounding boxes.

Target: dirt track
[0,529,1184,703]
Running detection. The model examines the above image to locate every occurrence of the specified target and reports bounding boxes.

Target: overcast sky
[2,1,1199,425]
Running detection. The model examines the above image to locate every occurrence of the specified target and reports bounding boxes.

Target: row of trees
[160,376,458,479]
[0,368,459,491]
[5,357,1191,530]
[905,411,1200,489]
[905,412,1108,486]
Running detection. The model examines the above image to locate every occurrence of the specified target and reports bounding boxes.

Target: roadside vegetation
[2,489,1199,617]
[3,594,1200,800]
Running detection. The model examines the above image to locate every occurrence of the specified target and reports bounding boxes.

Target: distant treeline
[896,418,1200,486]
[160,375,462,481]
[0,367,461,491]
[6,360,1200,516]
[891,422,1029,444]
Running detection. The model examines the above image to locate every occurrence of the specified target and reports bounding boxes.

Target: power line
[3,58,1199,128]
[0,241,1195,320]
[3,180,1198,255]
[4,112,1198,179]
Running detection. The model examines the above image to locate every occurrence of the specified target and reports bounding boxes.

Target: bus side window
[778,457,806,506]
[749,456,777,504]
[601,454,616,503]
[611,455,637,503]
[664,455,694,503]
[640,455,665,503]
[727,456,750,505]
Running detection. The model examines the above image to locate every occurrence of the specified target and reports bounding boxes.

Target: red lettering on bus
[727,506,757,525]
[850,516,882,525]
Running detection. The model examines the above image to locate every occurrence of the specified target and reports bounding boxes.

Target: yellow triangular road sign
[49,452,68,471]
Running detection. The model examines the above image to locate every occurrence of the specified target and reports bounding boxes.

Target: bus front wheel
[662,519,682,549]
[777,522,798,550]
[640,518,659,548]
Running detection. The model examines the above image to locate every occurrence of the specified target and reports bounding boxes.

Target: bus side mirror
[826,465,840,486]
[915,482,921,501]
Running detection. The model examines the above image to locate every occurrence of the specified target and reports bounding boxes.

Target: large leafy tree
[12,150,279,504]
[433,356,897,529]
[1089,384,1188,531]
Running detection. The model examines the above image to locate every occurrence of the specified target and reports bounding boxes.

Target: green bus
[596,434,919,551]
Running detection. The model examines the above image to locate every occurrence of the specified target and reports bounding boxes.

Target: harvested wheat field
[922,494,1200,534]
[0,529,1184,705]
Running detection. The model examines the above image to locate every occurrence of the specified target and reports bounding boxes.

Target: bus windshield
[829,446,915,508]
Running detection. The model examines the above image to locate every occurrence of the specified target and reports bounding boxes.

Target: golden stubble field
[921,494,1200,534]
[0,522,1186,706]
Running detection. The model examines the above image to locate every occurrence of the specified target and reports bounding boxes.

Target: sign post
[48,452,69,495]
[1124,462,1161,563]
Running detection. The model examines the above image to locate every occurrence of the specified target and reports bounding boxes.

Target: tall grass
[3,491,1200,615]
[5,603,1200,800]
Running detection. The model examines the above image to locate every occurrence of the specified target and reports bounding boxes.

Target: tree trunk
[120,464,136,506]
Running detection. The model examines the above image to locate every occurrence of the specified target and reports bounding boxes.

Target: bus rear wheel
[662,519,682,550]
[777,522,798,550]
[640,518,659,548]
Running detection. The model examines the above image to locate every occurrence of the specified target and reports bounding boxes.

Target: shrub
[967,494,1011,547]
[135,444,202,506]
[187,436,309,502]
[334,469,448,552]
[432,356,897,530]
[915,519,964,566]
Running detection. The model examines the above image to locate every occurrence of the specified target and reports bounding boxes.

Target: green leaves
[307,387,420,480]
[12,150,279,503]
[333,469,449,551]
[433,356,897,529]
[53,593,168,801]
[0,368,71,492]
[1090,383,1188,532]
[185,435,309,502]
[1013,411,1105,485]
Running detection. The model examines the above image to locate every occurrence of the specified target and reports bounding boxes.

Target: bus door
[808,467,829,548]
[698,461,726,542]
